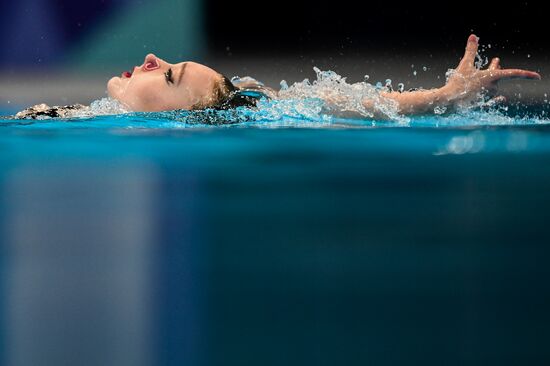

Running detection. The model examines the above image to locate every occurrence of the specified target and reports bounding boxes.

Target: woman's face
[107,54,222,111]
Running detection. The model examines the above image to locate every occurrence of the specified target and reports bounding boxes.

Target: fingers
[489,57,501,70]
[493,69,541,81]
[457,34,479,71]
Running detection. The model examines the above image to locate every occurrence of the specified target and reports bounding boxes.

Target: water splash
[4,68,549,129]
[88,98,130,115]
[28,98,130,119]
[71,98,129,118]
[434,106,447,115]
[274,67,404,122]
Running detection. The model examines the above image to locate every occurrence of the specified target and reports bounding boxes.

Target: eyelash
[164,68,174,84]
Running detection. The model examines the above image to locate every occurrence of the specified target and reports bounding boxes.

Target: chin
[106,76,121,99]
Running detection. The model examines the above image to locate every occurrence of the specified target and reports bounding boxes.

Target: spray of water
[252,67,406,123]
[20,65,548,128]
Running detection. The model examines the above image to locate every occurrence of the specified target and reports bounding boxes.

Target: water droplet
[434,106,447,115]
[413,71,417,76]
[397,83,405,93]
[422,66,427,71]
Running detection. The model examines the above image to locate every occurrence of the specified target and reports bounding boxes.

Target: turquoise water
[1,108,550,365]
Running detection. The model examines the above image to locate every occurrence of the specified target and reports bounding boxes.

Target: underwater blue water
[1,108,550,365]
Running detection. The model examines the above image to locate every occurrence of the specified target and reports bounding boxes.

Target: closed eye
[164,68,174,84]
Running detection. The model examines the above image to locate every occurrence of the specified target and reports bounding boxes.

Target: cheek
[108,78,162,111]
[172,85,205,110]
[129,84,167,111]
[108,75,182,111]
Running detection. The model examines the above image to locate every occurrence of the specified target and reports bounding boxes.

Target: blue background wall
[0,0,204,71]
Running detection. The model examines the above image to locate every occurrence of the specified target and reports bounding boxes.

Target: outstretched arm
[371,34,541,115]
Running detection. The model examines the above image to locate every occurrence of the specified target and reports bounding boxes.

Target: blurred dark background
[0,0,547,109]
[1,0,547,62]
[207,0,547,55]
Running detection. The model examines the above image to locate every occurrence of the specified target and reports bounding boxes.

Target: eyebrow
[176,62,187,86]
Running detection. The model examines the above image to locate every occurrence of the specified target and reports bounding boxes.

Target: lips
[120,54,159,78]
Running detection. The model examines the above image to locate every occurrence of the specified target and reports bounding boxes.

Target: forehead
[168,61,223,109]
[178,62,222,94]
[178,61,219,78]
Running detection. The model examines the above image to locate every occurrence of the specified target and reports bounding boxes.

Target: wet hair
[192,75,267,110]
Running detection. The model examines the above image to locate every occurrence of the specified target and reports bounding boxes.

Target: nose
[142,53,160,71]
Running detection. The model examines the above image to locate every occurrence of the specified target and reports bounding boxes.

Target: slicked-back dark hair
[191,75,265,110]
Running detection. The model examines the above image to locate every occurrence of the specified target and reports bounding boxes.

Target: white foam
[67,98,129,118]
[263,67,405,123]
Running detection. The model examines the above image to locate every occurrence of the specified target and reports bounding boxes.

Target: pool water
[1,109,550,365]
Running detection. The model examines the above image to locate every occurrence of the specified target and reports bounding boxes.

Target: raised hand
[445,34,541,104]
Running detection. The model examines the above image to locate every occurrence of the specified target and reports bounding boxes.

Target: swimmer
[13,34,541,119]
